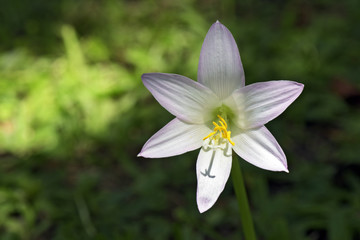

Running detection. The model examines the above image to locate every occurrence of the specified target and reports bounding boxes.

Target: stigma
[203,115,235,146]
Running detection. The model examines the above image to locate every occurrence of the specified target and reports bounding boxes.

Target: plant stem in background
[231,158,257,240]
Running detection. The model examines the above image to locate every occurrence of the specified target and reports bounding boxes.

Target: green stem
[231,158,257,240]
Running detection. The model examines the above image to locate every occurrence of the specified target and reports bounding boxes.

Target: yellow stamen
[217,115,227,128]
[227,131,235,146]
[203,131,217,140]
[218,119,226,129]
[213,122,220,128]
[203,115,235,146]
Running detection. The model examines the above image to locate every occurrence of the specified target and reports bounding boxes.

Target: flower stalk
[232,158,256,240]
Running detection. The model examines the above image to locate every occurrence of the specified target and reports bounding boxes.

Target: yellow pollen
[203,115,235,146]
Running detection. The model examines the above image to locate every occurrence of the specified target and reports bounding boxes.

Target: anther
[203,115,235,146]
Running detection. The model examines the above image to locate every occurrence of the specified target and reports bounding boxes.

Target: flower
[138,21,304,213]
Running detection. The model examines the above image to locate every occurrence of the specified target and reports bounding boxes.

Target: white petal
[232,126,288,172]
[196,140,232,213]
[142,73,219,124]
[138,118,211,158]
[231,81,304,129]
[198,21,245,99]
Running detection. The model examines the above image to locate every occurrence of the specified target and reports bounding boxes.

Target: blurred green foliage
[0,0,359,239]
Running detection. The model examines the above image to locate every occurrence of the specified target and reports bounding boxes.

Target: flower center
[203,115,235,146]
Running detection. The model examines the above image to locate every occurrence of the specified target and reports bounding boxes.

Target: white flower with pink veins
[138,21,304,213]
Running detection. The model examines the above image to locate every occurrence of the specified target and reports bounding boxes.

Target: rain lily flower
[138,21,304,213]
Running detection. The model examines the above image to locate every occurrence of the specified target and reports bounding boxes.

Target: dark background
[0,0,359,239]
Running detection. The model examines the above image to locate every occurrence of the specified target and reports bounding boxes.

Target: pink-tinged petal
[232,126,288,172]
[198,21,245,99]
[196,140,232,213]
[142,73,219,124]
[232,81,304,129]
[138,118,211,158]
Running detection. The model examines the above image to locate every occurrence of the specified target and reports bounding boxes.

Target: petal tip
[294,82,305,98]
[299,83,305,91]
[280,161,289,173]
[291,81,304,94]
[295,81,304,90]
[271,165,289,173]
[209,20,226,32]
[141,73,150,84]
[137,148,153,158]
[198,207,207,214]
[197,196,213,213]
[141,73,156,82]
[141,73,148,79]
[137,148,149,158]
